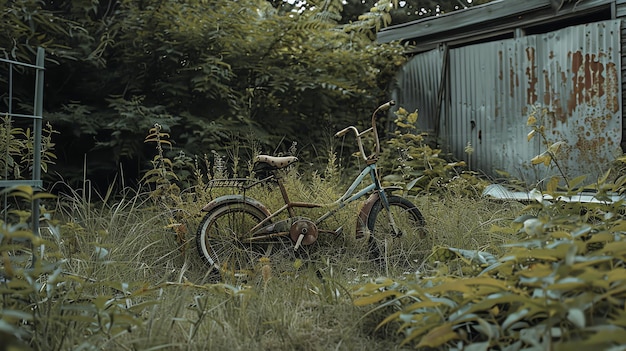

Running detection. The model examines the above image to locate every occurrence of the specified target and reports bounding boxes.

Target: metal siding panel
[392,48,444,132]
[449,39,536,179]
[535,21,621,182]
[396,20,622,184]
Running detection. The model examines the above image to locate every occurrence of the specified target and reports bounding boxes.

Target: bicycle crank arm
[294,233,305,251]
[294,227,339,250]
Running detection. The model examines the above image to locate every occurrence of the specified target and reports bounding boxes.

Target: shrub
[379,107,488,197]
[352,103,626,350]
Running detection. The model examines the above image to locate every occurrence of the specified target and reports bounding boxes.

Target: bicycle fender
[355,187,403,239]
[356,192,380,239]
[200,195,272,217]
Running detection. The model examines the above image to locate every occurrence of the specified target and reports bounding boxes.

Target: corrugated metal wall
[618,0,626,152]
[392,47,445,133]
[396,20,622,184]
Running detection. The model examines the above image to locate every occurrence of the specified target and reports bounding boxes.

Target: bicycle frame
[317,163,387,223]
[238,160,394,248]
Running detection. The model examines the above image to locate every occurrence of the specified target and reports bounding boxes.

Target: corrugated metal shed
[380,0,624,185]
[448,21,621,182]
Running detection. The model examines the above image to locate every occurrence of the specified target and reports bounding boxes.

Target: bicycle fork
[371,162,402,238]
[378,190,403,237]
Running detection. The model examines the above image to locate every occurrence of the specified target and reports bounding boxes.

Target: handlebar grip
[378,100,396,112]
[335,127,351,137]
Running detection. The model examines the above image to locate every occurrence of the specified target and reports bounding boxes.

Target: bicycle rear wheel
[366,195,429,274]
[196,203,281,278]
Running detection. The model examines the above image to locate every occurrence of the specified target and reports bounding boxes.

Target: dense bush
[377,107,489,197]
[352,103,626,350]
[1,0,408,188]
[353,192,626,350]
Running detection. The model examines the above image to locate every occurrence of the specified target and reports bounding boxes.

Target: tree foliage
[0,0,407,186]
[340,0,496,26]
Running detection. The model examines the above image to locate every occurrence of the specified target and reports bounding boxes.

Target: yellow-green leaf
[353,290,399,306]
[376,310,402,330]
[415,323,458,348]
[427,281,464,297]
[33,192,57,200]
[546,176,559,194]
[598,168,611,184]
[568,174,588,190]
[531,153,551,166]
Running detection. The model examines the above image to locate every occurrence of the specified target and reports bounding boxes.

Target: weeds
[380,107,489,196]
[0,115,58,181]
[353,104,626,350]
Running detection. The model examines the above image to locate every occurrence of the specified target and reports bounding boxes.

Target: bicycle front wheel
[366,195,429,274]
[196,202,276,278]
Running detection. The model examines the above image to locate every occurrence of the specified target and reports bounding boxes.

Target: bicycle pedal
[334,226,343,235]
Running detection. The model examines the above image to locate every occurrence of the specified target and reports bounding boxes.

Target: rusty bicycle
[196,101,428,277]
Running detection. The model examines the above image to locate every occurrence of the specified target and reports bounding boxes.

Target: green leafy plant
[141,123,179,198]
[0,115,27,179]
[351,106,626,350]
[526,104,571,190]
[0,115,57,180]
[379,107,486,196]
[353,189,626,349]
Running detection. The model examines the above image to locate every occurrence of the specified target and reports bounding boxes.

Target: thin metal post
[33,48,44,185]
[2,64,11,225]
[31,48,45,262]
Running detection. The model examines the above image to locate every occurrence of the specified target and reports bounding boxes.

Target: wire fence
[1,47,45,241]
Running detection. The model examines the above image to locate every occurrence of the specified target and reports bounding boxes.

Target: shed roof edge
[377,0,614,44]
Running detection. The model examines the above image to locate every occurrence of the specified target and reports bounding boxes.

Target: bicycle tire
[366,195,429,273]
[196,202,278,277]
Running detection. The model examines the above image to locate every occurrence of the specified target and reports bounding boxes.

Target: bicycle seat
[255,155,298,169]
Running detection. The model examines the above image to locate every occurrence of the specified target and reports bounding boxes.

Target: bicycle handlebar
[335,100,395,162]
[376,100,396,112]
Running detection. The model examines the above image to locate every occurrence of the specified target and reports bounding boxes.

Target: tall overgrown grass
[2,178,516,350]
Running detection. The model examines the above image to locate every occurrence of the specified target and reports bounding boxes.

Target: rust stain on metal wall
[394,20,622,184]
[525,47,538,105]
[509,56,518,98]
[607,62,619,113]
[543,68,559,125]
[568,51,618,115]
